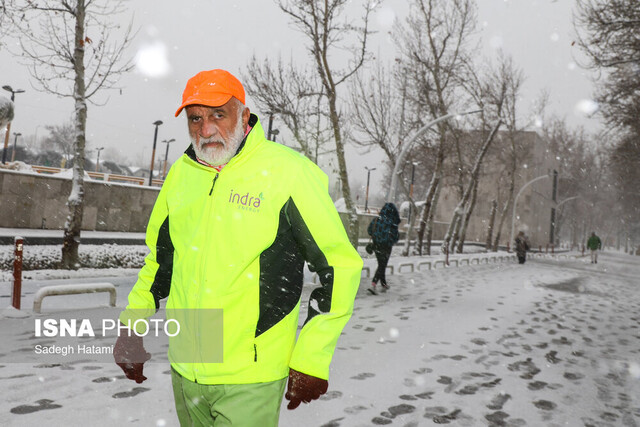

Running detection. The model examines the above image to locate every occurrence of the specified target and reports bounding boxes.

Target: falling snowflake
[574,99,599,116]
[135,41,171,78]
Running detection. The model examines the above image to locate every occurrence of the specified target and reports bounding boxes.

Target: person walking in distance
[514,231,531,265]
[113,69,362,426]
[367,202,400,295]
[587,231,602,263]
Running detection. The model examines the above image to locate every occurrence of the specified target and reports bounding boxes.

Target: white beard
[191,116,245,166]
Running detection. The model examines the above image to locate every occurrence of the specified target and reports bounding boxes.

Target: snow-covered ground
[1,249,639,426]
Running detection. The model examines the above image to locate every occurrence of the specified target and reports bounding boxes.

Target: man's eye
[190,117,201,123]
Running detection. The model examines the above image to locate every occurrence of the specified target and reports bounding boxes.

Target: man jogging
[114,69,362,426]
[587,231,602,263]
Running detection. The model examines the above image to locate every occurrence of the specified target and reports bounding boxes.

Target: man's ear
[242,106,251,127]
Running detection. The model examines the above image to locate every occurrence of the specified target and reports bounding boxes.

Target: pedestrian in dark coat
[514,231,530,264]
[367,202,400,294]
[587,231,602,263]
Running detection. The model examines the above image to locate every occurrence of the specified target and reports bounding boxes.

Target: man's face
[186,99,250,166]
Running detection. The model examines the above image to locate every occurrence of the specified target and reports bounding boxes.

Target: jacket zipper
[209,173,219,196]
[192,172,219,383]
[254,344,257,362]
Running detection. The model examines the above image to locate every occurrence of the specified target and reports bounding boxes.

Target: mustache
[194,136,226,147]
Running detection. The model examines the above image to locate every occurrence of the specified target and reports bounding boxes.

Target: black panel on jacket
[287,198,334,326]
[256,199,306,337]
[149,216,174,310]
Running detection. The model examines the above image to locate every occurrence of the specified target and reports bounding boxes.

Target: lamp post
[387,109,483,203]
[364,166,376,213]
[148,120,163,186]
[549,169,558,245]
[11,132,21,162]
[161,138,175,179]
[510,174,549,251]
[2,85,25,164]
[95,147,104,172]
[271,129,279,143]
[407,161,420,224]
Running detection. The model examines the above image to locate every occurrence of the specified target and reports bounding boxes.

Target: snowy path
[0,251,639,426]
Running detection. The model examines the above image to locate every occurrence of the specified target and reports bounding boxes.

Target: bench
[417,261,431,271]
[398,263,415,273]
[33,283,117,313]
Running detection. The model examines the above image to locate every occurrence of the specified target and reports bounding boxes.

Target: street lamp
[2,85,25,164]
[148,120,163,186]
[161,138,175,179]
[407,161,421,224]
[510,174,549,251]
[271,129,279,143]
[95,147,104,172]
[11,132,21,162]
[387,109,483,203]
[364,166,376,213]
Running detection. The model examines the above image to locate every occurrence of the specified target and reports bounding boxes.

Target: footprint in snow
[112,387,150,399]
[486,392,511,410]
[319,390,342,401]
[10,399,62,414]
[533,400,557,410]
[343,405,368,415]
[350,372,375,380]
[320,417,345,427]
[92,376,117,383]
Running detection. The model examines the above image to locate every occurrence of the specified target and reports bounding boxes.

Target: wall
[1,170,377,237]
[0,169,159,232]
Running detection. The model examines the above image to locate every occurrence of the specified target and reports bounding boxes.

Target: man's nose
[201,120,218,138]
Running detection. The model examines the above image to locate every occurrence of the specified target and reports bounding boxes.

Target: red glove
[285,368,328,410]
[114,332,151,383]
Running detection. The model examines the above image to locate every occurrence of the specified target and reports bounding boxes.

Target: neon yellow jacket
[121,114,362,384]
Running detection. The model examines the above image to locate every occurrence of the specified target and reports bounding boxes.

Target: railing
[29,165,164,187]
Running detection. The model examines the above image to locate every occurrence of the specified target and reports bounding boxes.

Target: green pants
[171,367,287,426]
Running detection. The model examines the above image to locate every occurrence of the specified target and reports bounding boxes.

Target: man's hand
[285,368,328,410]
[114,332,151,383]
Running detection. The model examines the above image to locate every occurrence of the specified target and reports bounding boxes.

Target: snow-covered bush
[0,244,149,271]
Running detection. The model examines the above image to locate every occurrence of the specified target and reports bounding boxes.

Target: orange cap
[175,69,245,117]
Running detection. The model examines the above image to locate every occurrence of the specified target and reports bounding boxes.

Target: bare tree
[394,0,477,255]
[242,56,332,160]
[275,0,374,246]
[574,0,640,132]
[574,0,640,250]
[0,0,13,48]
[348,61,414,164]
[43,121,76,162]
[441,120,502,254]
[10,0,134,268]
[457,52,532,252]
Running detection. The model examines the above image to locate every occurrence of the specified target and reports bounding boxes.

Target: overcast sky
[0,0,601,200]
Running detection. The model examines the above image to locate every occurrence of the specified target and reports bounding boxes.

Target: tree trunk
[441,120,501,254]
[415,173,439,256]
[457,179,478,253]
[492,196,512,251]
[486,199,498,250]
[402,200,418,256]
[493,143,517,251]
[416,142,446,255]
[445,213,462,254]
[61,0,87,269]
[424,181,442,256]
[327,91,358,247]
